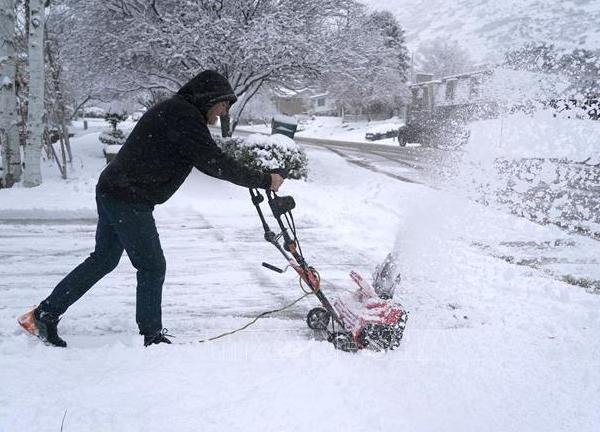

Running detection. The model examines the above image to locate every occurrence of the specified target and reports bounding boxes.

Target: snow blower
[250,187,408,352]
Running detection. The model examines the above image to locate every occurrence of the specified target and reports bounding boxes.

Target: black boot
[35,308,67,347]
[17,307,68,347]
[144,329,173,347]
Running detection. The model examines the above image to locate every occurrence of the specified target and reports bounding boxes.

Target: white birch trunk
[23,0,45,187]
[0,0,21,187]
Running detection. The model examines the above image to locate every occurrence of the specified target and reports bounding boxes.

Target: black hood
[177,70,237,117]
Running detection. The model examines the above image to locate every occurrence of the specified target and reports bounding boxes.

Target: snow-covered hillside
[362,0,600,61]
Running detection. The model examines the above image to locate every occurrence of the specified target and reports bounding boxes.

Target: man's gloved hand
[270,173,284,192]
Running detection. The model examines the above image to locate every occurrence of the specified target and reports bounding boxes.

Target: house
[272,87,337,116]
[408,70,496,123]
[408,68,571,124]
[82,106,107,118]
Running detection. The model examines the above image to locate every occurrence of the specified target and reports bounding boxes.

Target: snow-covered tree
[0,0,21,188]
[505,43,600,99]
[54,0,372,135]
[416,37,473,79]
[99,111,127,146]
[323,8,409,117]
[366,10,409,76]
[136,88,170,111]
[45,14,74,170]
[22,0,45,187]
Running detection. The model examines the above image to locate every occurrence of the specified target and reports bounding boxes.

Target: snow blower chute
[250,187,408,352]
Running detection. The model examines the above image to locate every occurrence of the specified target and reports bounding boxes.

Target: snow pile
[444,111,600,231]
[0,132,106,220]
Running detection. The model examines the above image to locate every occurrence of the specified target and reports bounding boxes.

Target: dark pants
[40,193,166,335]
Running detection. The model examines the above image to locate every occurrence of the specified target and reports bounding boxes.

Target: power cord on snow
[197,288,312,344]
[198,202,322,344]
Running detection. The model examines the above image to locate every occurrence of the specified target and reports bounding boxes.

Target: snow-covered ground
[240,115,405,145]
[1,118,599,431]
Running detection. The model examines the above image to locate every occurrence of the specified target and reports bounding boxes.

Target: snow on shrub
[215,133,308,180]
[99,111,128,147]
[99,129,127,146]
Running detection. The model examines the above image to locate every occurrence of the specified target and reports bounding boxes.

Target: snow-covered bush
[215,134,308,180]
[99,111,128,146]
[104,112,128,131]
[99,129,126,146]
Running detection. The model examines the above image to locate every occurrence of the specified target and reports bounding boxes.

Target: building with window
[407,68,570,124]
[408,70,495,123]
[272,88,337,116]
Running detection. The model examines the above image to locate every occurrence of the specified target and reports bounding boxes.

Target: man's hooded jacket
[97,70,271,205]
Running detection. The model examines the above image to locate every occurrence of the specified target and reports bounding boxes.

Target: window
[421,87,429,109]
[445,80,457,101]
[470,76,481,98]
[317,98,325,107]
[411,88,420,106]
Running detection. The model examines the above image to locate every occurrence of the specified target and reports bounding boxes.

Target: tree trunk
[46,35,73,165]
[0,0,21,188]
[229,80,264,135]
[23,0,45,187]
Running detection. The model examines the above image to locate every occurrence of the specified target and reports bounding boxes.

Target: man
[18,70,284,347]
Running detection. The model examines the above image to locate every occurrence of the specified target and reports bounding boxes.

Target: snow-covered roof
[410,69,492,87]
[272,86,310,97]
[272,114,297,125]
[273,86,327,99]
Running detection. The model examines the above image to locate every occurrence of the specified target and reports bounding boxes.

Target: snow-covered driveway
[1,134,599,431]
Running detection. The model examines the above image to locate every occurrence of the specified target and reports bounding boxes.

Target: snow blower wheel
[306,307,331,330]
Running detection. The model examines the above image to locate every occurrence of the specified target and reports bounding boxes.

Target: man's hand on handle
[270,173,284,192]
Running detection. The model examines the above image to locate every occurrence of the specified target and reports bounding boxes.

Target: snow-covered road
[1,129,599,431]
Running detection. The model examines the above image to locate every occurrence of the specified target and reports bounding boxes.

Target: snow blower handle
[262,262,285,273]
[268,194,296,218]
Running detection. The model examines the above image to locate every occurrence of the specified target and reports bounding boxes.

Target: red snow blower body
[250,187,407,352]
